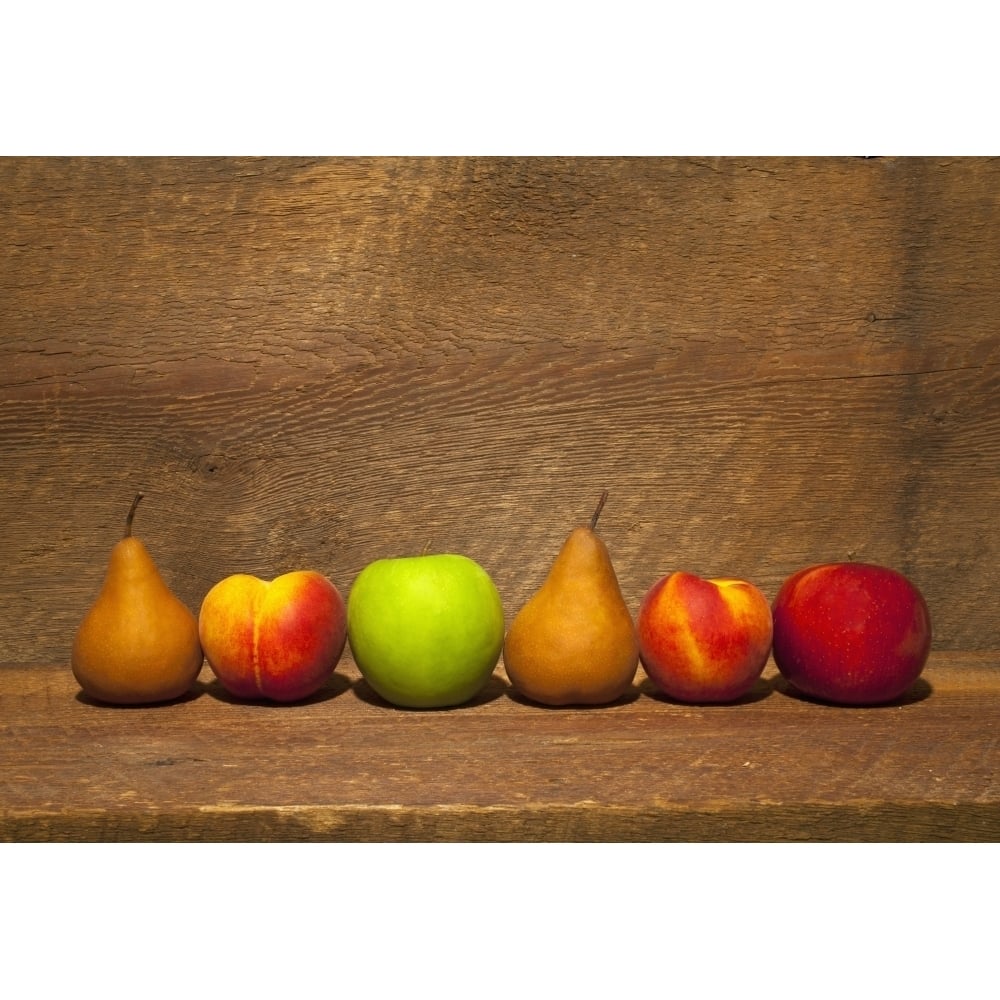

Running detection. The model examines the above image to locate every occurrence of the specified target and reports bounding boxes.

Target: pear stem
[125,492,144,538]
[589,489,609,531]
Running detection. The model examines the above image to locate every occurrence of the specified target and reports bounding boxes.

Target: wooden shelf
[2,652,997,841]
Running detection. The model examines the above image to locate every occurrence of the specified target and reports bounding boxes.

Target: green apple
[347,553,505,708]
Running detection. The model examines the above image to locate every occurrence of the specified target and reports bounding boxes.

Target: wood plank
[1,652,996,841]
[1,157,998,664]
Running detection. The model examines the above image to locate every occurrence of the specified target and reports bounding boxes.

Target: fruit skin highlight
[72,493,204,705]
[637,571,773,703]
[771,561,932,705]
[347,554,505,709]
[199,570,347,702]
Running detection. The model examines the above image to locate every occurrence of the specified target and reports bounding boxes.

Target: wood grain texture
[1,157,999,668]
[1,653,997,842]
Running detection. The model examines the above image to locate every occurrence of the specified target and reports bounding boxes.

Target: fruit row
[71,494,933,710]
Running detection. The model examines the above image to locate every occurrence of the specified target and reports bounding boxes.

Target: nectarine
[637,571,773,703]
[199,570,347,702]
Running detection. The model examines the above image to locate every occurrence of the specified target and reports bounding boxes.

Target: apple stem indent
[590,490,609,531]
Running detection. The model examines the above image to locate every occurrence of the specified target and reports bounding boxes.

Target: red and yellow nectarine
[199,570,347,702]
[637,571,773,703]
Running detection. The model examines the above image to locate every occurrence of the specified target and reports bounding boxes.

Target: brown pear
[503,491,639,706]
[71,493,203,704]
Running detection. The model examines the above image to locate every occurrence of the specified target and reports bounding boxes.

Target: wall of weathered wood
[2,157,998,664]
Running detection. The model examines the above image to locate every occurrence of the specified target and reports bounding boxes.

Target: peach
[198,570,347,702]
[637,571,773,703]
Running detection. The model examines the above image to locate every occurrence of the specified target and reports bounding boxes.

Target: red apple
[771,562,932,705]
[637,571,773,703]
[199,570,347,702]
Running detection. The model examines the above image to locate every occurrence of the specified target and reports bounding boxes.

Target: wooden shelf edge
[4,801,998,844]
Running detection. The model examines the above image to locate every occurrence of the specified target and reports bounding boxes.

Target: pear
[71,493,203,704]
[503,491,639,706]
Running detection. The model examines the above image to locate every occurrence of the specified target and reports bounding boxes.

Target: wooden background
[2,157,998,666]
